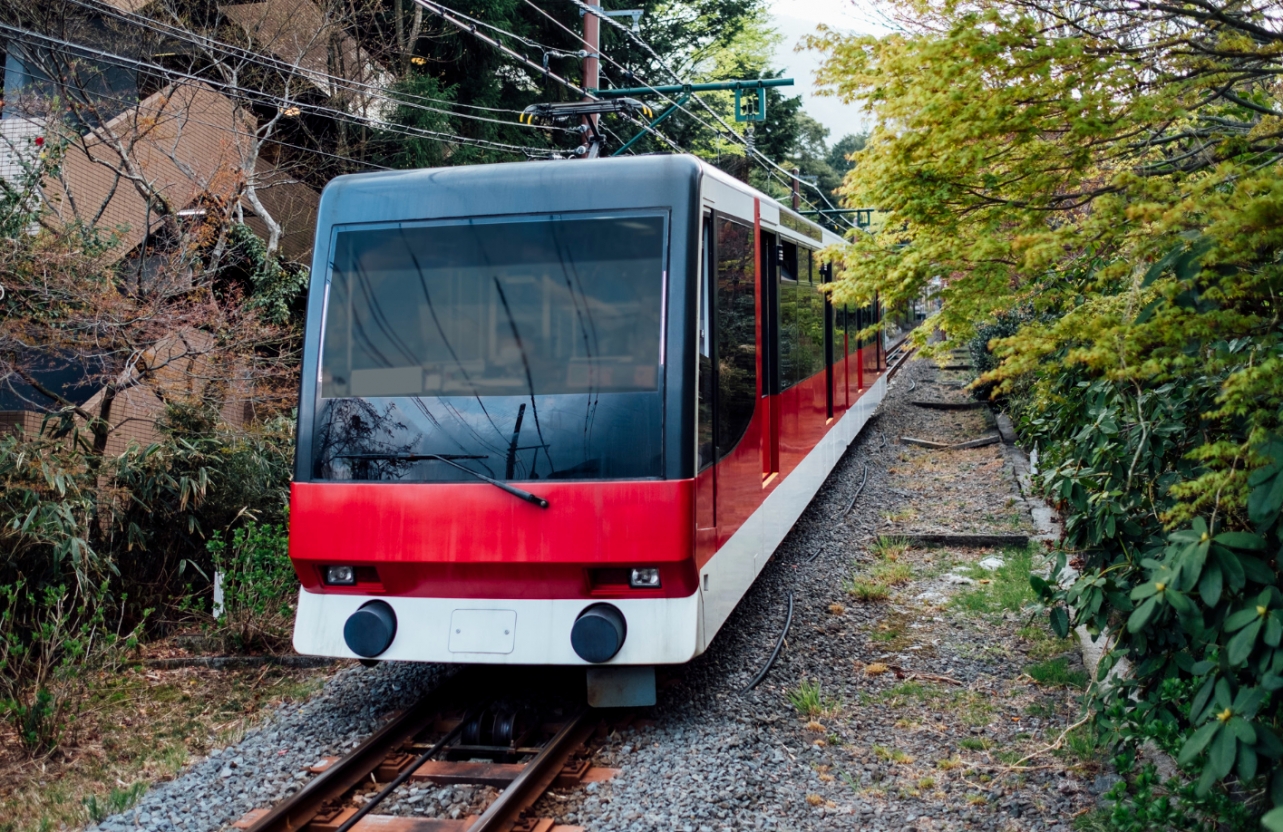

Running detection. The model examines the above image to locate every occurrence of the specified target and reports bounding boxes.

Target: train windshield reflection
[312,213,667,483]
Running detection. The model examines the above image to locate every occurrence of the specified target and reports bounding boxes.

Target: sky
[766,0,891,141]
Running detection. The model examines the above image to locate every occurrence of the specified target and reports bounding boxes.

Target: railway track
[233,672,616,832]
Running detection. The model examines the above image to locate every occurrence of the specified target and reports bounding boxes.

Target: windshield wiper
[336,453,549,509]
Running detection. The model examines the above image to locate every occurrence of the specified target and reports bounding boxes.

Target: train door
[759,225,780,482]
[711,213,759,542]
[695,214,716,554]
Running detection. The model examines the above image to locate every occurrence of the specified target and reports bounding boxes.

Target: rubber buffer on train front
[571,603,627,663]
[344,600,398,658]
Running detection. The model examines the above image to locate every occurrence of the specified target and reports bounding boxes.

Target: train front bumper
[292,589,702,665]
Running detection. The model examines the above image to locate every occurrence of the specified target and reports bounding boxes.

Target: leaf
[1249,465,1283,527]
[1167,590,1194,616]
[1128,596,1159,633]
[1263,806,1283,832]
[1214,532,1265,551]
[1131,582,1160,601]
[1229,619,1263,666]
[1179,721,1221,765]
[1200,561,1223,607]
[1050,606,1070,639]
[1258,725,1283,759]
[1227,608,1260,632]
[1228,717,1258,745]
[1220,549,1246,592]
[1191,677,1216,722]
[1197,760,1220,796]
[1216,678,1234,709]
[1241,556,1275,585]
[1268,615,1283,649]
[1239,742,1259,782]
[1209,726,1237,779]
[1030,575,1050,595]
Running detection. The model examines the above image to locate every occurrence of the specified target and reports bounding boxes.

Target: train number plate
[447,609,517,654]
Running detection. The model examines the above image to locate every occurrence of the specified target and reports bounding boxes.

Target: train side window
[697,215,715,471]
[778,262,798,390]
[794,248,823,384]
[714,217,757,461]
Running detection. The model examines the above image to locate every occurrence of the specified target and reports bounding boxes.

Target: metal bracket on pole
[578,8,644,33]
[611,93,690,156]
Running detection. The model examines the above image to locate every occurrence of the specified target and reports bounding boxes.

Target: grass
[83,782,147,824]
[789,679,838,718]
[846,546,916,603]
[1058,722,1101,766]
[959,737,995,751]
[1026,657,1090,689]
[0,660,330,832]
[870,535,910,560]
[1017,624,1079,661]
[951,544,1038,615]
[872,745,915,764]
[847,580,890,602]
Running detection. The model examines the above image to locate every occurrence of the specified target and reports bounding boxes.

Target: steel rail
[468,710,595,832]
[245,675,465,832]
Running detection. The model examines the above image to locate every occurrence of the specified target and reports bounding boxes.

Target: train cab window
[714,217,757,461]
[314,212,667,483]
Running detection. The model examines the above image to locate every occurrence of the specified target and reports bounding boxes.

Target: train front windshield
[312,213,667,483]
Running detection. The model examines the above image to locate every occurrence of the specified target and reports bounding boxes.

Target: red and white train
[289,155,896,704]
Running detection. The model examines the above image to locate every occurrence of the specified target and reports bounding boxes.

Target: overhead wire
[565,0,857,227]
[64,0,536,117]
[0,23,559,158]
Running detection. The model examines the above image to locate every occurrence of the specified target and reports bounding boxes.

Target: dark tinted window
[698,217,715,471]
[715,218,756,460]
[796,249,824,381]
[322,215,664,399]
[778,268,797,389]
[312,213,667,483]
[780,244,825,388]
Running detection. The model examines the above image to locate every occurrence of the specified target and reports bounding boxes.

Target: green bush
[1016,344,1283,827]
[206,519,297,652]
[0,411,293,753]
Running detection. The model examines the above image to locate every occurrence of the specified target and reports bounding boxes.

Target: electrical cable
[741,591,793,692]
[411,0,591,98]
[64,0,537,117]
[842,463,871,517]
[0,24,559,158]
[564,0,856,227]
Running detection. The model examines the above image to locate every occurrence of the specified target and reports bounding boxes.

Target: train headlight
[325,565,356,585]
[629,567,661,589]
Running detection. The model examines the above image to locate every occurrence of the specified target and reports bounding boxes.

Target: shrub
[206,519,297,652]
[0,412,293,753]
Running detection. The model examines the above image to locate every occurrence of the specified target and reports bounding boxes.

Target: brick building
[0,0,350,447]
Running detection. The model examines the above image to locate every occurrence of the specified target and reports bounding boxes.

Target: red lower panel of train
[289,479,698,600]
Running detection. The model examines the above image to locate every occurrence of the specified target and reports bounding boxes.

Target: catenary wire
[64,0,535,117]
[0,24,559,158]
[564,0,856,226]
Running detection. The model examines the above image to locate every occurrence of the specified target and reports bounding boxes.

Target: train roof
[314,154,842,246]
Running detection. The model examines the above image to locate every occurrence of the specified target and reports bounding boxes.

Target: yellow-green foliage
[805,1,1283,826]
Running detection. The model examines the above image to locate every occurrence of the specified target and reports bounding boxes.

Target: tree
[808,0,1283,823]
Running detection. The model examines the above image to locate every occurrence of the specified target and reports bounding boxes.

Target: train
[288,155,897,705]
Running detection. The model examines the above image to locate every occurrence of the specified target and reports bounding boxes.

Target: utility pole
[581,0,601,158]
[791,167,801,211]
